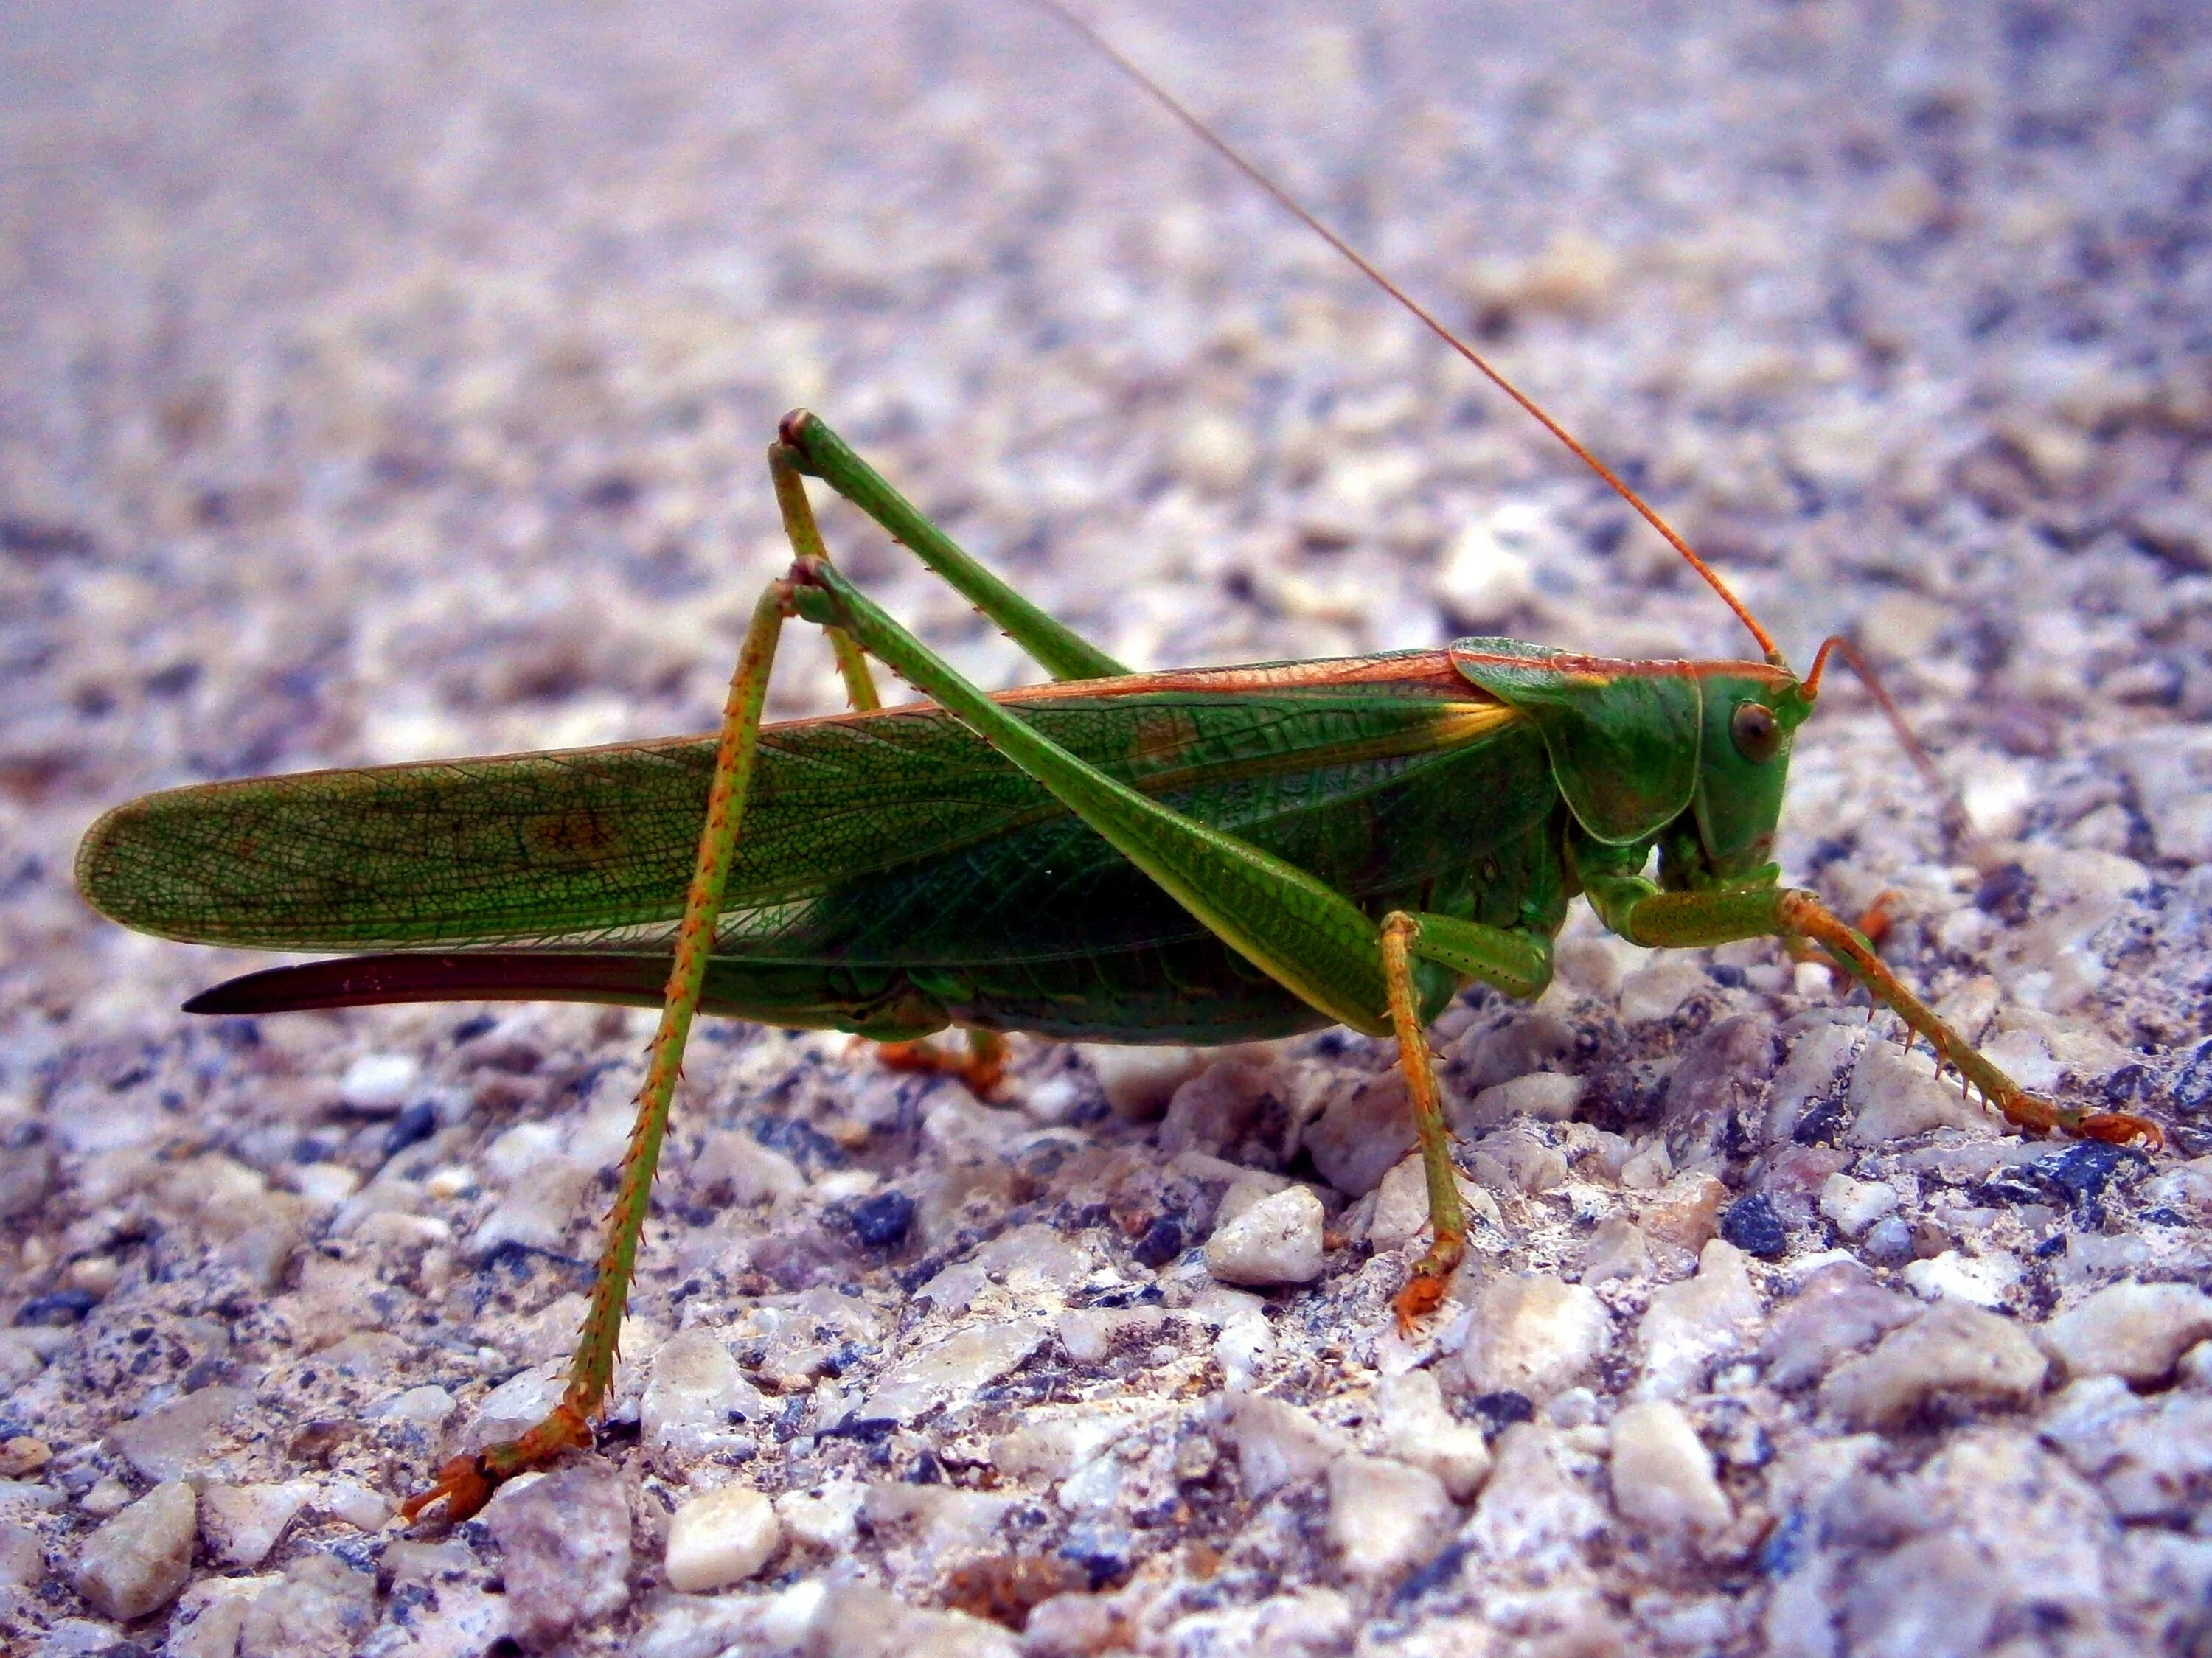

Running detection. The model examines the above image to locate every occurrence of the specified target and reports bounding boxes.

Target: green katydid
[72,9,2159,1526]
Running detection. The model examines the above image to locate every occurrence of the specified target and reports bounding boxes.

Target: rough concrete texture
[5,1,2212,1653]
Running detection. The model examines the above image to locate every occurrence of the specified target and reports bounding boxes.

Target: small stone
[453,1360,566,1456]
[665,1485,784,1591]
[1818,1171,1900,1238]
[776,1478,866,1551]
[1841,1534,1997,1658]
[237,1554,378,1658]
[643,1328,771,1455]
[1475,1126,1569,1194]
[1618,964,1706,1024]
[1171,409,1259,493]
[80,1475,133,1516]
[1861,1213,1916,1267]
[1848,1042,1994,1143]
[1901,1250,2017,1309]
[1609,1401,1731,1541]
[691,1130,805,1205]
[473,1159,594,1255]
[338,1051,420,1112]
[1375,1370,1492,1501]
[1464,1071,1585,1132]
[1638,1240,1762,1398]
[1227,1393,1346,1498]
[1821,1300,2048,1427]
[1461,1424,1606,1568]
[1619,1139,1674,1191]
[1305,1070,1413,1197]
[1759,1261,1916,1390]
[2039,1281,2212,1383]
[0,1332,43,1391]
[377,1384,456,1432]
[1579,1217,1650,1286]
[1718,1194,1787,1260]
[1326,1454,1455,1578]
[105,1384,251,1483]
[1461,1273,1612,1401]
[1637,1171,1729,1253]
[1077,1045,1207,1118]
[1158,1059,1271,1155]
[1203,1185,1325,1286]
[1056,1304,1165,1366]
[74,1480,196,1620]
[846,1189,916,1248]
[0,1437,49,1477]
[2035,1141,2132,1204]
[0,1520,42,1588]
[314,1478,393,1530]
[484,1460,633,1645]
[859,1318,1049,1423]
[199,1480,314,1568]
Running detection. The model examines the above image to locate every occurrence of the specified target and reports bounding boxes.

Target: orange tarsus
[1857,888,1903,950]
[1392,1272,1449,1336]
[872,1032,1009,1098]
[2077,1112,2163,1149]
[401,1400,594,1525]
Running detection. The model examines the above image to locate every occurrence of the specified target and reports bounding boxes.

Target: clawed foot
[872,1033,1008,1098]
[402,1401,593,1526]
[1391,1236,1465,1337]
[2074,1110,2163,1149]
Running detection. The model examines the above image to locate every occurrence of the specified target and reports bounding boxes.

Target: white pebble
[1609,1401,1731,1540]
[1462,1272,1613,1401]
[1204,1185,1325,1286]
[665,1485,783,1592]
[776,1479,866,1551]
[1618,964,1705,1024]
[1818,1171,1900,1238]
[75,1480,196,1620]
[1464,1070,1584,1132]
[1847,1042,1994,1143]
[316,1478,394,1530]
[1304,1071,1415,1197]
[642,1328,769,1456]
[1821,1300,2048,1427]
[2039,1281,2212,1383]
[1326,1454,1455,1578]
[1227,1394,1347,1499]
[1638,1241,1762,1399]
[198,1480,313,1569]
[858,1318,1049,1424]
[1376,1370,1492,1500]
[339,1052,420,1111]
[1902,1250,2017,1309]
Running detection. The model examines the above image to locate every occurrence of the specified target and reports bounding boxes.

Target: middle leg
[1382,910,1556,1326]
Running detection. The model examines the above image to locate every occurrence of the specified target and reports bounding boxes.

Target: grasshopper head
[1667,665,1817,886]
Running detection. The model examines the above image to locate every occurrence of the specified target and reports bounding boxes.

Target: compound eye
[1731,701,1781,764]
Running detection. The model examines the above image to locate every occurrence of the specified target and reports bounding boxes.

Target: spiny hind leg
[1382,911,1554,1331]
[407,574,802,1525]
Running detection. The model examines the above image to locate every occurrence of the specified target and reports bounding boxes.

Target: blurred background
[5,4,2212,1651]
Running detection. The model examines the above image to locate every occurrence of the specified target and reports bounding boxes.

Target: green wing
[78,662,1528,964]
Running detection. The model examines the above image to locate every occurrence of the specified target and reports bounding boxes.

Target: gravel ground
[6,1,2212,1654]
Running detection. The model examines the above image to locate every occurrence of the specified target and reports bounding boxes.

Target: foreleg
[1581,867,2159,1147]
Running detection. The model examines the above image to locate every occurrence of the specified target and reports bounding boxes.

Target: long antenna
[1025,0,1784,667]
